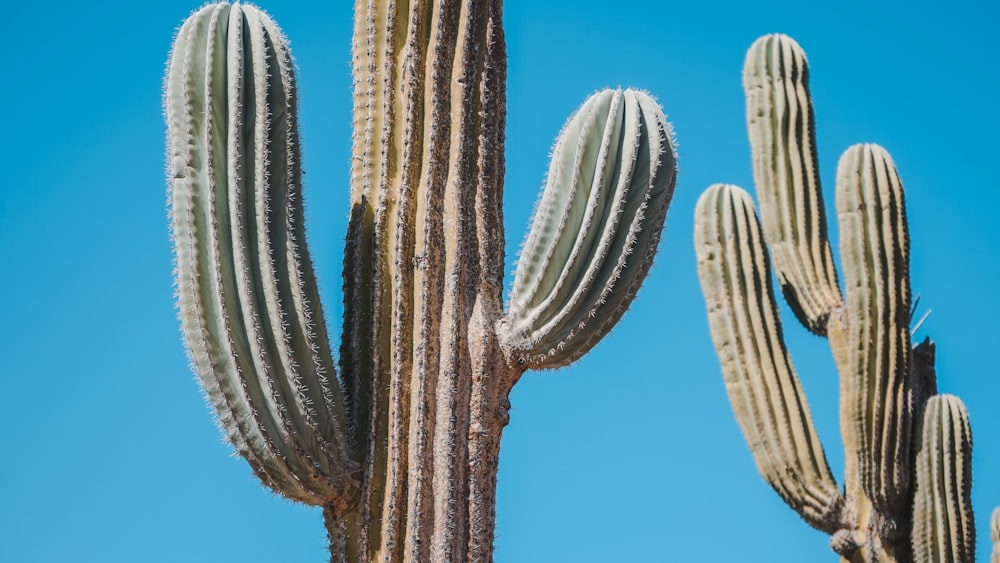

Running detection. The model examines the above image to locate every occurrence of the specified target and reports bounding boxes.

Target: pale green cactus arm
[694,183,843,533]
[744,34,842,335]
[835,143,914,517]
[991,506,1000,563]
[166,3,355,507]
[505,88,677,368]
[912,395,974,563]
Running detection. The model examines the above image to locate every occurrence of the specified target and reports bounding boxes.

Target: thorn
[911,308,932,337]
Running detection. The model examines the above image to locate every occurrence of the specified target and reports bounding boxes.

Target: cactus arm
[743,34,842,335]
[504,89,676,368]
[694,183,843,533]
[835,144,913,517]
[911,395,975,563]
[166,2,354,507]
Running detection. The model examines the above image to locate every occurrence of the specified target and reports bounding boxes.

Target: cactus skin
[912,395,974,563]
[165,2,676,561]
[695,33,974,562]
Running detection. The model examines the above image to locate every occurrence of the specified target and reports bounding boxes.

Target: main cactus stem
[165,2,676,562]
[695,34,974,562]
[342,1,513,559]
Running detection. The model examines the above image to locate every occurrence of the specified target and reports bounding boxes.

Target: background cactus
[695,34,975,562]
[164,2,675,561]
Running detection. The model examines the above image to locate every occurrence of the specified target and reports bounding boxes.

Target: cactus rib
[694,183,842,533]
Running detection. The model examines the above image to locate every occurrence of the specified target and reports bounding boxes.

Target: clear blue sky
[2,1,997,561]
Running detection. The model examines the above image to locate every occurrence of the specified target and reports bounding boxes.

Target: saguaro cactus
[164,2,676,561]
[694,34,974,562]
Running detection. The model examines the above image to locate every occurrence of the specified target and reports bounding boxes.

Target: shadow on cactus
[694,34,974,562]
[164,2,676,561]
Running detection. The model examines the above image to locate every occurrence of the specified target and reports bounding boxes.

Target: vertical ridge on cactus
[912,394,974,563]
[165,2,676,561]
[695,33,975,562]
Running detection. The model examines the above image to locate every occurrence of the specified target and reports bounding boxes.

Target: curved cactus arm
[503,88,676,368]
[991,506,1000,563]
[835,144,913,517]
[694,183,843,534]
[743,34,842,335]
[166,3,354,506]
[911,394,975,563]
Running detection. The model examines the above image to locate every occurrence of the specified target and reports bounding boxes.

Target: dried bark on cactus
[165,2,676,561]
[694,33,975,563]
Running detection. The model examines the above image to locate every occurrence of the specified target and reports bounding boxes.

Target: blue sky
[2,1,998,561]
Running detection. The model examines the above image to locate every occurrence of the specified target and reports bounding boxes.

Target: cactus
[694,33,974,562]
[164,2,676,561]
[912,395,974,563]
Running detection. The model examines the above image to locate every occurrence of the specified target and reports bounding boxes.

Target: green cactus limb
[694,183,843,533]
[911,395,974,563]
[835,144,914,518]
[166,2,356,506]
[743,34,842,335]
[504,88,677,368]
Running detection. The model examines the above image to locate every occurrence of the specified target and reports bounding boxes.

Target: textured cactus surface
[695,33,974,563]
[165,2,676,561]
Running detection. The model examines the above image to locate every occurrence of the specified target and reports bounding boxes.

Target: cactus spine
[694,34,974,562]
[165,2,676,562]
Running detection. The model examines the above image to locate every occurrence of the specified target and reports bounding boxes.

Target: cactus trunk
[341,1,515,560]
